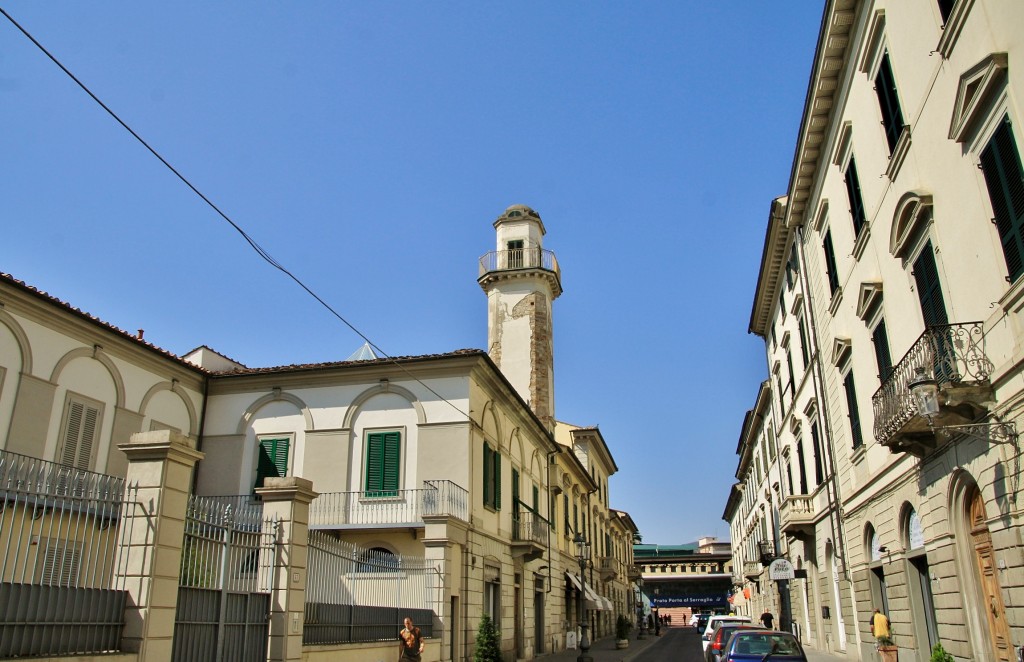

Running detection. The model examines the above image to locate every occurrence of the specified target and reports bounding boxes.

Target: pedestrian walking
[399,617,425,661]
[870,608,891,644]
[760,609,775,629]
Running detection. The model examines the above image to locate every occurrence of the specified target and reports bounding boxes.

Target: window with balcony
[364,431,400,497]
[980,116,1024,283]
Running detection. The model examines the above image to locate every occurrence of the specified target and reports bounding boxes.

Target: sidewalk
[534,631,665,662]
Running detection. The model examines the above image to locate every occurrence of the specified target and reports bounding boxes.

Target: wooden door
[970,491,1012,661]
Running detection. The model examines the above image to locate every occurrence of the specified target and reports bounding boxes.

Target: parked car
[722,630,807,661]
[702,615,751,651]
[704,623,761,662]
[696,613,711,633]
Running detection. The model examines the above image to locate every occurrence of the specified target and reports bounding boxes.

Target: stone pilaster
[117,429,204,662]
[256,476,318,662]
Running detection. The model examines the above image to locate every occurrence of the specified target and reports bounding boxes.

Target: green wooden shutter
[872,320,894,383]
[494,450,501,510]
[981,117,1024,282]
[511,468,520,520]
[532,485,539,513]
[823,230,840,295]
[366,432,400,496]
[875,52,905,153]
[257,437,289,488]
[844,372,863,448]
[845,158,866,235]
[60,399,100,470]
[483,442,491,510]
[913,242,949,328]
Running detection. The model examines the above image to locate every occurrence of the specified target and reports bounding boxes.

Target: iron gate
[172,496,279,662]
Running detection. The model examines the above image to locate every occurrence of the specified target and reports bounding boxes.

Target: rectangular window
[980,117,1024,283]
[823,230,840,295]
[483,442,502,510]
[484,579,500,620]
[58,394,102,471]
[844,372,864,448]
[257,436,291,488]
[564,494,570,532]
[811,422,824,485]
[875,52,905,153]
[364,431,399,496]
[845,157,867,236]
[872,319,894,383]
[507,239,525,269]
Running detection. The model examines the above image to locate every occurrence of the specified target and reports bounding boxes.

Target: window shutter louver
[494,450,501,510]
[981,118,1024,282]
[845,158,867,235]
[875,53,905,153]
[382,432,400,493]
[872,320,894,383]
[914,242,949,328]
[61,401,85,467]
[823,230,840,295]
[483,443,492,507]
[844,372,864,448]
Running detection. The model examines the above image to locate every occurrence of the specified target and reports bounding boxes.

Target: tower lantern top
[494,204,546,235]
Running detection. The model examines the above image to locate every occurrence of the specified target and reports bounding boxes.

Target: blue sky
[2,2,823,544]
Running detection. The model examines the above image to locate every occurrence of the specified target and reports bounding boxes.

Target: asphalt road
[632,627,707,662]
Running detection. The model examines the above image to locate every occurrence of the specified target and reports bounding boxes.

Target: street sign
[768,558,795,580]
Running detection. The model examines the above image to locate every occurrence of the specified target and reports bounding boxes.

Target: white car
[701,615,751,651]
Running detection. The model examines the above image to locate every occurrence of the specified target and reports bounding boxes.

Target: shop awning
[600,597,613,611]
[565,572,582,591]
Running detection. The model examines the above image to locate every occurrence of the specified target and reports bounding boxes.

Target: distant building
[634,538,733,622]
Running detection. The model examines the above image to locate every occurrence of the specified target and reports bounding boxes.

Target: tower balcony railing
[872,322,993,452]
[478,248,560,279]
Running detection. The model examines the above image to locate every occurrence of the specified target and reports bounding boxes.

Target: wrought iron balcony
[511,506,549,561]
[308,480,468,529]
[627,564,642,581]
[872,322,994,456]
[779,494,816,539]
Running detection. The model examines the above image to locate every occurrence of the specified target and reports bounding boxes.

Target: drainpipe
[794,225,849,578]
[190,372,210,494]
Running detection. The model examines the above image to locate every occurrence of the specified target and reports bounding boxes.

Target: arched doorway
[966,486,1012,661]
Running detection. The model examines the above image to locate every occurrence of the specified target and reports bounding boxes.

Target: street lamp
[574,533,593,662]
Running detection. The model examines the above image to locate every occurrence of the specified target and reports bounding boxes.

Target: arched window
[357,547,400,572]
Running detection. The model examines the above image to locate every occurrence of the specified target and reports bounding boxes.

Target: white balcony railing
[309,480,468,529]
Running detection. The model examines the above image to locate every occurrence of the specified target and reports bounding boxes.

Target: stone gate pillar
[117,429,204,662]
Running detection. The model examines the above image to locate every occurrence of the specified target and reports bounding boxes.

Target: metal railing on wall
[304,531,439,646]
[0,449,137,658]
[309,480,468,528]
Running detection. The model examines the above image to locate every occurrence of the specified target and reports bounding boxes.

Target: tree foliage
[473,614,501,662]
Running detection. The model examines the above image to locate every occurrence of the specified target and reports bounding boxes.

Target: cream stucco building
[728,1,1024,661]
[0,204,639,660]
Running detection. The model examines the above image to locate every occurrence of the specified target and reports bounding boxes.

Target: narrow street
[631,627,705,662]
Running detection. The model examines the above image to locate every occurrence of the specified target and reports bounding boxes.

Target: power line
[0,7,474,420]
